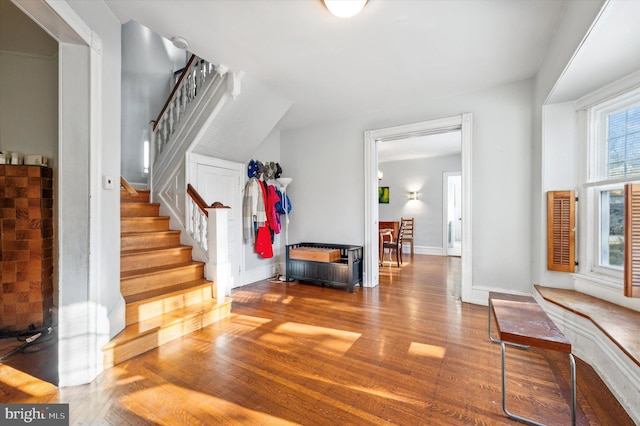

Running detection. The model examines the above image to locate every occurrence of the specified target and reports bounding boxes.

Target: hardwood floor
[0,255,633,425]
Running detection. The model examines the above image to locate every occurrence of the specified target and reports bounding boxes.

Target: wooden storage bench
[286,243,363,293]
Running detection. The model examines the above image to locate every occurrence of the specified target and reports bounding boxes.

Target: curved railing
[151,55,218,161]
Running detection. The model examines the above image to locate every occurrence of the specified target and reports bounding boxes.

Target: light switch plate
[103,175,115,190]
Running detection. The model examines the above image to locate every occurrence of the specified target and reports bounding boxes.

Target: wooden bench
[488,292,576,426]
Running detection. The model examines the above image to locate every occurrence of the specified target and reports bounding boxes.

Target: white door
[192,155,243,289]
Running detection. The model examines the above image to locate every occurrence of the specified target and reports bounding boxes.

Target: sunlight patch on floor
[232,290,294,305]
[408,342,446,358]
[0,364,58,398]
[294,368,433,409]
[119,383,299,425]
[259,322,361,355]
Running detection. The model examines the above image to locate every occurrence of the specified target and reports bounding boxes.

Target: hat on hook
[275,162,282,178]
[247,160,258,178]
[256,161,265,178]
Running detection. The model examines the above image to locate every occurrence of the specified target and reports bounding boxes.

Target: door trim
[364,113,473,302]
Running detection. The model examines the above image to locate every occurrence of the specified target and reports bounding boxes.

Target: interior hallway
[0,255,632,424]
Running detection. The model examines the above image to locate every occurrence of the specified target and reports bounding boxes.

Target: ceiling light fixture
[323,0,368,18]
[171,36,189,50]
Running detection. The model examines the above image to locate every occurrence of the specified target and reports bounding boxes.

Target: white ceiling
[547,0,640,104]
[103,0,568,131]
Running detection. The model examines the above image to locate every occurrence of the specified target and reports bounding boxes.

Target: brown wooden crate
[290,247,340,263]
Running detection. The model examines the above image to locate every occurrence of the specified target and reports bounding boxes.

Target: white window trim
[579,83,640,291]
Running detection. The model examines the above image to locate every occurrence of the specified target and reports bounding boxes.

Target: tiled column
[0,165,53,331]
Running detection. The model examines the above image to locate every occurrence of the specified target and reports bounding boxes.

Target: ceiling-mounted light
[171,36,189,50]
[323,0,368,18]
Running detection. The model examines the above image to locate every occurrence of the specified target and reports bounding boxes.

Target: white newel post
[205,208,231,302]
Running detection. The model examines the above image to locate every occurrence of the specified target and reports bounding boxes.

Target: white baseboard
[535,294,640,423]
[241,264,280,287]
[413,245,444,256]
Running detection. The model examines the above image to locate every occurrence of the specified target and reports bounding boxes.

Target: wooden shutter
[547,191,575,272]
[624,184,640,297]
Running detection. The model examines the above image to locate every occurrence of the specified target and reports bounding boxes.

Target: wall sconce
[377,170,383,180]
[408,191,419,200]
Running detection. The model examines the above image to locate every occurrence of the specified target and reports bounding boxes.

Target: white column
[206,208,231,302]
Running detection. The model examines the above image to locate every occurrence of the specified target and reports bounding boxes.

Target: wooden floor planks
[0,255,634,425]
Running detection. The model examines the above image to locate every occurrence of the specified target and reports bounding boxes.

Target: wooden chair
[383,221,405,267]
[401,217,414,256]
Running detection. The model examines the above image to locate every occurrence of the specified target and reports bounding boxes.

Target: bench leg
[501,341,577,426]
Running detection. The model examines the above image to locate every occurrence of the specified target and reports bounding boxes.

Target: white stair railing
[151,55,218,160]
[186,184,230,302]
[187,184,209,254]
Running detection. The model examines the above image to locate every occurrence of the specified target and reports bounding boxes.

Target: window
[588,88,640,278]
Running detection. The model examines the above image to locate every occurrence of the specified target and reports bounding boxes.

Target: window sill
[572,272,640,312]
[535,284,640,367]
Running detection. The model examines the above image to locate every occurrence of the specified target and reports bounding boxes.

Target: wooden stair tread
[121,261,203,279]
[103,298,231,349]
[121,201,159,206]
[121,245,192,256]
[121,216,170,221]
[124,279,211,304]
[122,230,180,237]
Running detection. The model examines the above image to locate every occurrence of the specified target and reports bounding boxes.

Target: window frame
[586,87,640,280]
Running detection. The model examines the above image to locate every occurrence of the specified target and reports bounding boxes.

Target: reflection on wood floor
[0,254,633,425]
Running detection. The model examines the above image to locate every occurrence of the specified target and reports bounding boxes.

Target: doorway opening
[377,130,461,259]
[364,113,473,302]
[444,172,462,256]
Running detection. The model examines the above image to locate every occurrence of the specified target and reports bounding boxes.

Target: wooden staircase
[102,189,231,367]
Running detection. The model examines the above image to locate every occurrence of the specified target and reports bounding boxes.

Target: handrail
[187,183,209,217]
[120,176,138,195]
[153,54,197,130]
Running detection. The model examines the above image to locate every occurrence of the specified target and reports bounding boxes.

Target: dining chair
[401,217,414,256]
[383,221,405,267]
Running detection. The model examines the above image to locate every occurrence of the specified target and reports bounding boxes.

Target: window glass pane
[600,189,624,269]
[606,106,640,179]
[608,111,626,139]
[627,106,640,134]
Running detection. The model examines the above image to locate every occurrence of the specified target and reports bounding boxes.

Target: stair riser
[121,265,205,296]
[121,218,170,233]
[121,232,180,251]
[120,191,150,204]
[125,285,214,326]
[121,247,193,273]
[121,203,160,217]
[103,301,231,368]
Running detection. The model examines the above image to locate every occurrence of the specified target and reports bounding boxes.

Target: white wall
[282,78,535,294]
[0,51,58,164]
[67,0,123,336]
[282,120,365,246]
[378,154,461,251]
[121,20,187,187]
[531,0,606,286]
[539,102,579,288]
